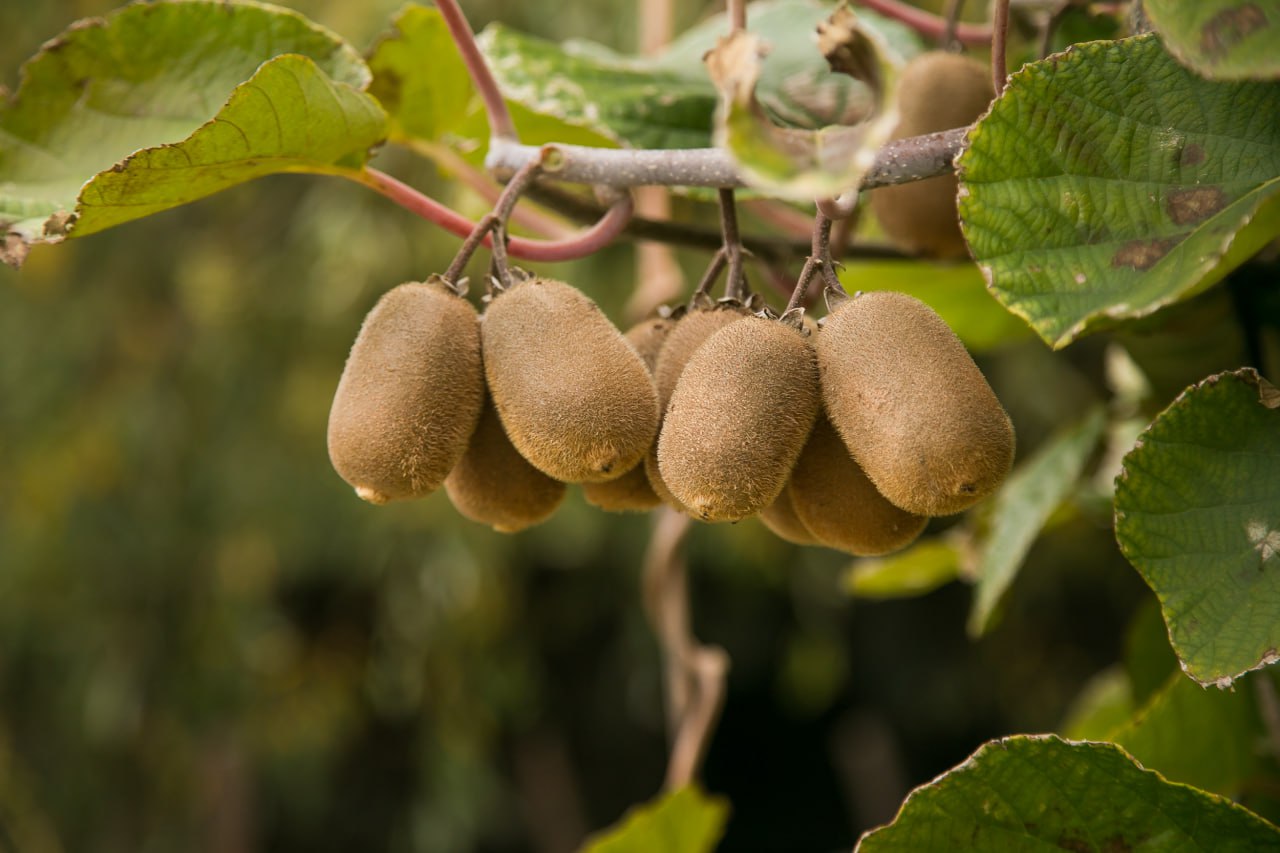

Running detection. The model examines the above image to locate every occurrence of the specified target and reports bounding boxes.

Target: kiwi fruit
[481,277,659,484]
[658,315,820,521]
[817,291,1014,516]
[445,394,565,532]
[870,51,994,259]
[759,485,821,546]
[327,277,484,504]
[646,302,751,511]
[788,413,928,555]
[580,315,673,512]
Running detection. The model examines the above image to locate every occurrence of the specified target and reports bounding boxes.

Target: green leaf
[1145,1,1280,81]
[1115,368,1280,687]
[845,537,962,600]
[0,0,379,264]
[366,4,474,145]
[477,25,716,151]
[580,786,729,853]
[837,260,1031,352]
[957,34,1280,348]
[73,54,386,238]
[856,735,1280,852]
[968,407,1107,636]
[1112,671,1261,796]
[1058,666,1135,740]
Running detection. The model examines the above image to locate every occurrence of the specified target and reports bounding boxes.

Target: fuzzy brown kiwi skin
[817,291,1014,517]
[580,315,674,512]
[789,413,928,555]
[658,315,821,522]
[760,484,821,546]
[445,393,565,532]
[327,277,484,504]
[870,51,994,259]
[646,302,751,512]
[481,277,659,484]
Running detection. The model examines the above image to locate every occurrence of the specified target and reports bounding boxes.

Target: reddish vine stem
[727,0,746,32]
[992,0,1011,95]
[851,0,992,46]
[486,158,546,288]
[355,167,633,263]
[435,0,517,141]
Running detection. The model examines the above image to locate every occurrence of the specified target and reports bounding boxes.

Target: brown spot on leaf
[1111,238,1178,270]
[1103,835,1133,853]
[1166,186,1228,225]
[1057,834,1091,852]
[1201,4,1269,58]
[1180,143,1205,166]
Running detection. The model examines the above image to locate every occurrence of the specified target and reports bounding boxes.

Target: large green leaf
[968,407,1107,636]
[1115,368,1280,687]
[0,0,381,265]
[1112,671,1261,796]
[73,55,386,238]
[856,735,1280,851]
[580,786,728,853]
[958,34,1280,348]
[1145,1,1280,81]
[476,25,716,151]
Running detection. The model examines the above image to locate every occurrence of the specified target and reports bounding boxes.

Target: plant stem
[941,0,967,49]
[435,0,517,140]
[641,507,730,790]
[354,167,634,264]
[852,0,991,46]
[718,189,747,301]
[487,128,966,191]
[785,213,836,314]
[992,0,1011,95]
[727,0,746,32]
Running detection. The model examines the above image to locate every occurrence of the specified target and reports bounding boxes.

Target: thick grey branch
[486,127,967,191]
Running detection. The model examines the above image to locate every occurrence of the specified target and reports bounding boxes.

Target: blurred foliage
[2,2,1279,852]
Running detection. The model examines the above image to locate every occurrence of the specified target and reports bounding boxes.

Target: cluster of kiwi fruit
[326,267,1014,557]
[872,50,995,258]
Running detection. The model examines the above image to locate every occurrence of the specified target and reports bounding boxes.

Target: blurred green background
[0,1,1243,851]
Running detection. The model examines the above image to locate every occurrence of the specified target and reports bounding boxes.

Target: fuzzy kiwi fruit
[870,51,993,259]
[759,485,820,546]
[580,315,673,512]
[645,302,751,511]
[789,413,928,555]
[445,394,565,532]
[481,277,659,484]
[327,277,484,504]
[658,315,820,521]
[817,291,1014,516]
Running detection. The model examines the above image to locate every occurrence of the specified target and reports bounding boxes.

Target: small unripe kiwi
[327,277,484,504]
[481,277,659,484]
[759,485,821,546]
[789,414,928,555]
[871,51,994,259]
[445,394,565,532]
[817,291,1014,516]
[658,315,820,521]
[647,302,751,511]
